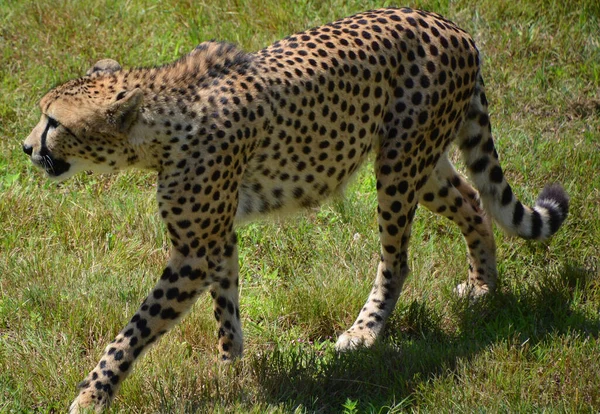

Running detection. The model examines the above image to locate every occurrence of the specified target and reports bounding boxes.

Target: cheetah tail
[457,76,569,241]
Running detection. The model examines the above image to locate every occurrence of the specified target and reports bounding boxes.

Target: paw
[454,282,491,299]
[69,386,111,413]
[218,337,244,362]
[335,330,376,352]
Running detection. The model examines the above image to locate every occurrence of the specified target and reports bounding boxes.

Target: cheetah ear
[86,59,122,76]
[107,88,143,133]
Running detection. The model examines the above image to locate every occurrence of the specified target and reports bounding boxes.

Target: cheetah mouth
[31,152,72,179]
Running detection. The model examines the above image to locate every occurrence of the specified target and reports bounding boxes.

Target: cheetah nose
[23,143,33,156]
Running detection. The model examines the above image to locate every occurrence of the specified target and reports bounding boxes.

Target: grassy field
[1,0,599,412]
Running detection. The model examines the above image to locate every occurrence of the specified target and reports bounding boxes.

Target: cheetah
[23,7,568,412]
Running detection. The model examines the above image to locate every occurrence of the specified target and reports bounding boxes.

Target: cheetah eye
[47,116,60,129]
[46,114,78,139]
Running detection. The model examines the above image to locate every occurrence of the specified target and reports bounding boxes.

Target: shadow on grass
[245,261,599,412]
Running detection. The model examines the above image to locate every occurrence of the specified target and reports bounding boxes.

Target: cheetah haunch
[23,7,568,412]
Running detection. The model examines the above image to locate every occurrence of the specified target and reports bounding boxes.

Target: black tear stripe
[40,116,78,152]
[39,121,51,155]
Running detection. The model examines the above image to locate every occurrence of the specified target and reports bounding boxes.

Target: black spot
[460,134,482,150]
[501,185,513,206]
[512,201,525,226]
[483,138,495,153]
[133,346,144,358]
[397,215,407,227]
[177,220,191,229]
[530,210,543,239]
[149,303,161,316]
[160,268,172,280]
[411,92,422,105]
[470,157,489,173]
[166,288,179,300]
[489,166,503,183]
[161,307,179,320]
[293,187,304,199]
[398,181,408,194]
[479,114,489,127]
[220,278,231,289]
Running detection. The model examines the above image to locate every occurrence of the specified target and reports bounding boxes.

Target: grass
[1,0,599,412]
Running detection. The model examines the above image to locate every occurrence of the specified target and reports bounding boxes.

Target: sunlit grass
[1,0,599,412]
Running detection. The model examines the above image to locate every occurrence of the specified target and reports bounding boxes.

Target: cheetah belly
[235,127,378,222]
[233,50,393,222]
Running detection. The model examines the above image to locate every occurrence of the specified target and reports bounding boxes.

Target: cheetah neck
[113,42,256,172]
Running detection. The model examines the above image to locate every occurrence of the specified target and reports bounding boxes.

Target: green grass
[1,0,599,412]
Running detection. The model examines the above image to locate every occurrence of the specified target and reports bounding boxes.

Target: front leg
[209,233,244,361]
[70,171,242,411]
[69,252,214,412]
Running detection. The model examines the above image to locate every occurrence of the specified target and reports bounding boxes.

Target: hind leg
[420,154,497,297]
[335,151,419,350]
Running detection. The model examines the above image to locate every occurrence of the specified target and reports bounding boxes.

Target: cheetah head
[23,59,143,180]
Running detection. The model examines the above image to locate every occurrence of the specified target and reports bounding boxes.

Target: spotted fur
[23,8,568,412]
